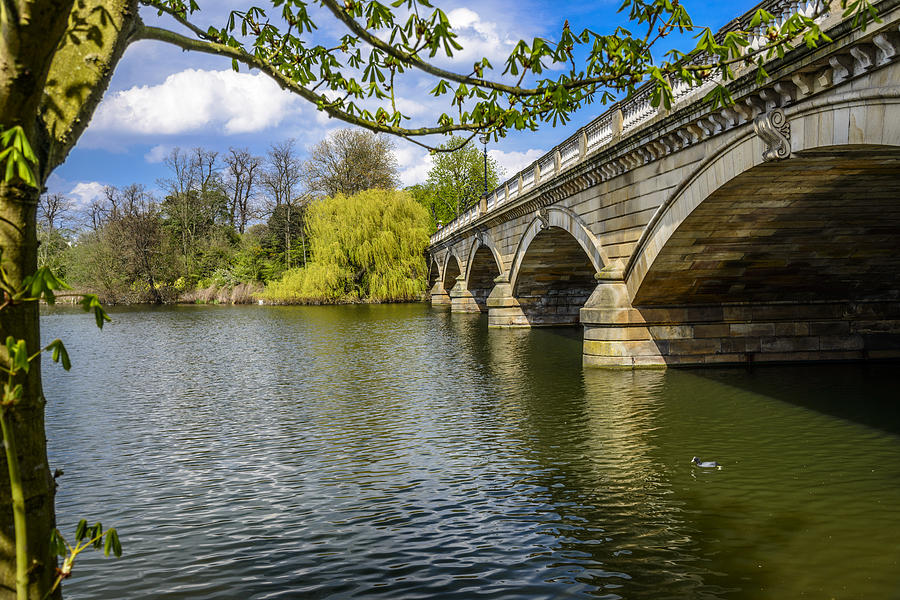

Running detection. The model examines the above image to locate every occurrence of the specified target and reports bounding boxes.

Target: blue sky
[51,0,761,209]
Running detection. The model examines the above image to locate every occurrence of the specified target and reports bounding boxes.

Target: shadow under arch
[509,207,607,292]
[427,257,440,291]
[627,94,900,303]
[629,144,900,307]
[509,225,603,326]
[464,234,504,313]
[441,252,462,295]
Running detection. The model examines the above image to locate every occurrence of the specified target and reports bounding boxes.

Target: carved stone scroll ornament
[535,207,550,230]
[753,108,791,162]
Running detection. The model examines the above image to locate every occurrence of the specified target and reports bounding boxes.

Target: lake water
[41,304,900,599]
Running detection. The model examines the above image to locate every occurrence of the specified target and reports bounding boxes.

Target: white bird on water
[691,457,723,470]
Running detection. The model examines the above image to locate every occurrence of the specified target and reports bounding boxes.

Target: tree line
[40,131,498,304]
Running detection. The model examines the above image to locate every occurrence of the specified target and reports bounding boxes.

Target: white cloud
[490,148,545,179]
[444,8,519,66]
[144,144,170,163]
[393,143,548,188]
[394,97,430,118]
[395,145,434,187]
[69,181,107,209]
[90,69,304,136]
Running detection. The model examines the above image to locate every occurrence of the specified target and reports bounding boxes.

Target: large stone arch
[626,92,900,302]
[508,206,608,291]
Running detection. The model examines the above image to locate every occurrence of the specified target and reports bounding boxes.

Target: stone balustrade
[429,0,833,246]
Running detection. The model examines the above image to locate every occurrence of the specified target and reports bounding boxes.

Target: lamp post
[478,133,489,196]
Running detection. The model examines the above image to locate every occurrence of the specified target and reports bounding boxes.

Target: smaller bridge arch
[427,256,441,290]
[460,232,505,313]
[508,207,608,291]
[464,231,505,283]
[441,251,463,293]
[503,207,608,326]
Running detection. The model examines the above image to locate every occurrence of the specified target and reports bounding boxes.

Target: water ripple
[39,304,900,599]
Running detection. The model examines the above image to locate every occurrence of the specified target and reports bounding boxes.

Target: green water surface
[41,303,900,599]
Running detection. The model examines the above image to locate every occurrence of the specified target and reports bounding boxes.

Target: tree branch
[133,23,487,147]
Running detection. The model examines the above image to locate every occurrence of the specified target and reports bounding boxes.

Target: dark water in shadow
[40,304,900,599]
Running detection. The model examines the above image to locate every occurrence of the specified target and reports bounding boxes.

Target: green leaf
[79,294,111,329]
[109,528,122,558]
[92,523,104,548]
[49,529,68,557]
[0,126,39,188]
[75,519,88,542]
[2,382,24,405]
[48,339,72,371]
[5,337,29,374]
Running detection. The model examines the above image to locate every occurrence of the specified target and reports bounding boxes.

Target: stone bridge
[426,0,900,367]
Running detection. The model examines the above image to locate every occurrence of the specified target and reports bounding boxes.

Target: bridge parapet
[429,0,839,247]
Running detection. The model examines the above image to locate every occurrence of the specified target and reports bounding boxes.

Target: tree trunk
[285,204,292,270]
[0,182,59,600]
[2,2,138,596]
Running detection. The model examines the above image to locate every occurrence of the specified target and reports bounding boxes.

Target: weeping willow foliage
[262,189,430,303]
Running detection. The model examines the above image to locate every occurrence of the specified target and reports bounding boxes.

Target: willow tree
[0,0,875,597]
[263,189,429,303]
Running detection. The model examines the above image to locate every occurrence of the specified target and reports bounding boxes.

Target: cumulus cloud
[395,145,433,187]
[392,143,547,188]
[144,144,170,163]
[90,69,304,136]
[490,148,545,179]
[444,8,519,66]
[69,181,107,209]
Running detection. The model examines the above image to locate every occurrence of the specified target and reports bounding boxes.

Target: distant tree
[86,198,108,231]
[160,147,229,280]
[261,139,309,270]
[231,224,274,283]
[67,185,176,303]
[224,147,263,234]
[415,136,503,229]
[110,185,170,303]
[36,193,74,274]
[37,193,72,232]
[304,129,400,198]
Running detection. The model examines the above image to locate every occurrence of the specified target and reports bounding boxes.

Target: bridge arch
[627,94,900,306]
[464,232,504,283]
[505,207,608,325]
[463,233,504,313]
[427,255,441,290]
[441,251,463,295]
[509,207,607,291]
